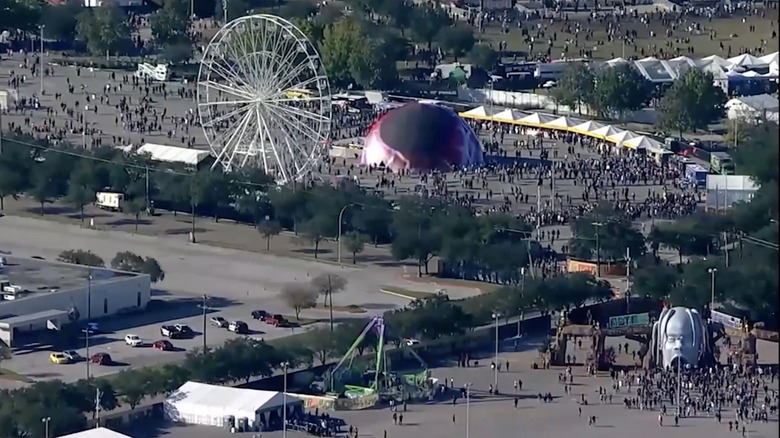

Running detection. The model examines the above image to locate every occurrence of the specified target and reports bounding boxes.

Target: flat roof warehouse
[0,256,151,347]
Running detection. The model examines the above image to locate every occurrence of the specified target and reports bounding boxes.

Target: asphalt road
[0,215,483,383]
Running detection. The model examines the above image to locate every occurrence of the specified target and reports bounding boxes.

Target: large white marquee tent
[164,381,303,429]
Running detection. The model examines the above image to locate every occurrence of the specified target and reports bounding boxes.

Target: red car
[153,340,174,351]
[90,353,112,365]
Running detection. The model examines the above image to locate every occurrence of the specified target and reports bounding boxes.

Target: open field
[481,8,776,62]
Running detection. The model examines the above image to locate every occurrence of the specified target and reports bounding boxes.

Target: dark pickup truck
[161,324,193,339]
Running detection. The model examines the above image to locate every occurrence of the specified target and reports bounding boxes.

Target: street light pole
[676,356,682,415]
[41,417,51,438]
[201,295,209,350]
[517,268,525,338]
[465,383,472,438]
[707,268,717,312]
[337,204,350,266]
[491,312,500,391]
[592,222,604,278]
[282,361,289,438]
[82,105,88,149]
[625,247,631,313]
[39,25,44,96]
[86,269,92,380]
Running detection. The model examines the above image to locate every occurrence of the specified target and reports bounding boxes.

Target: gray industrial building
[0,256,150,347]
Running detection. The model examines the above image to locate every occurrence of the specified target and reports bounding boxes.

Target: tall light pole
[41,417,51,438]
[465,383,473,438]
[337,203,356,266]
[517,267,525,338]
[592,222,604,278]
[676,356,682,415]
[199,295,209,350]
[708,267,717,312]
[82,105,88,149]
[39,25,44,96]
[86,269,92,380]
[282,361,289,438]
[625,247,631,313]
[491,312,500,390]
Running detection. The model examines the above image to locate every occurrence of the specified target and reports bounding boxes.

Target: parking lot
[0,215,470,383]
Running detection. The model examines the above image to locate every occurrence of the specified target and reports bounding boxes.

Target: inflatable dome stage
[359,102,483,172]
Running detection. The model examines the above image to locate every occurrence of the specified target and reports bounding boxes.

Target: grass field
[480,9,776,62]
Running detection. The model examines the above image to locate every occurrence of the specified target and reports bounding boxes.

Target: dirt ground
[481,10,776,61]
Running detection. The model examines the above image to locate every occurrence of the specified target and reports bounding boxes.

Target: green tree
[467,44,499,72]
[39,1,81,41]
[188,171,211,241]
[550,63,595,115]
[110,251,165,283]
[311,273,347,332]
[75,0,130,57]
[657,69,727,137]
[113,370,150,409]
[410,3,450,54]
[436,26,475,60]
[0,142,31,210]
[161,43,193,64]
[391,199,442,276]
[349,37,399,90]
[57,249,105,267]
[299,215,332,258]
[319,19,363,88]
[280,282,318,320]
[341,231,366,264]
[66,164,97,227]
[151,0,191,45]
[569,202,645,263]
[592,63,652,120]
[257,219,282,251]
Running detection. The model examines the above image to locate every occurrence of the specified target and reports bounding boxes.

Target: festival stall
[543,116,582,131]
[589,125,623,140]
[458,106,495,121]
[570,120,605,136]
[517,113,557,128]
[493,109,529,123]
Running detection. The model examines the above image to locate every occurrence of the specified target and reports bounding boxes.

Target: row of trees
[551,63,727,129]
[0,268,609,437]
[0,134,537,277]
[57,249,166,283]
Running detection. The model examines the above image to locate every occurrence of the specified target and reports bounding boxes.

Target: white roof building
[165,381,303,429]
[136,143,212,167]
[57,427,132,438]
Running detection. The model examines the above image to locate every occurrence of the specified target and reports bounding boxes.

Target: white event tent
[165,381,303,429]
[590,125,622,140]
[545,116,581,129]
[571,120,605,135]
[606,130,639,145]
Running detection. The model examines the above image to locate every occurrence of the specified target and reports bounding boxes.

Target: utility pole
[625,247,631,313]
[676,357,681,415]
[39,25,44,96]
[86,269,92,380]
[536,179,542,239]
[478,1,483,34]
[491,312,500,391]
[723,232,729,268]
[465,383,473,438]
[145,166,150,212]
[82,105,88,149]
[592,222,604,278]
[0,109,4,154]
[200,295,209,350]
[222,0,228,23]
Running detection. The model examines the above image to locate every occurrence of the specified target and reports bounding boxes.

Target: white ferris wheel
[197,14,332,183]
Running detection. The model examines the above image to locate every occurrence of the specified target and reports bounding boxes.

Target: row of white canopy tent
[459,107,669,152]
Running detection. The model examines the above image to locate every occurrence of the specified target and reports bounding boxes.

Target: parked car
[124,334,143,347]
[174,324,194,337]
[228,321,249,334]
[404,338,420,346]
[161,325,183,338]
[62,350,83,362]
[264,314,288,327]
[210,316,228,328]
[153,340,174,351]
[90,353,112,365]
[251,310,269,320]
[49,353,69,364]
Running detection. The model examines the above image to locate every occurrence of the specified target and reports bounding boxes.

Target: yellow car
[49,353,69,364]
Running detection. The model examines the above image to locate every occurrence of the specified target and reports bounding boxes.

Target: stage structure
[360,102,483,172]
[197,14,332,183]
[649,306,713,369]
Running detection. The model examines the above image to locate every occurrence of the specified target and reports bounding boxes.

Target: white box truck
[95,192,125,212]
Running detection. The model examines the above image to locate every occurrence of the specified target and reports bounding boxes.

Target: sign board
[710,309,741,330]
[608,312,650,329]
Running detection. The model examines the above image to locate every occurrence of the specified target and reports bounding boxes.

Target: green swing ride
[324,316,433,406]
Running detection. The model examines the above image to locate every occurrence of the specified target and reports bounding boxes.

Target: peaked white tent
[605,57,628,66]
[590,125,622,139]
[760,52,778,65]
[606,130,638,145]
[543,116,582,129]
[571,120,606,135]
[518,113,557,127]
[727,54,765,67]
[458,106,493,120]
[493,108,527,122]
[623,136,662,150]
[701,55,733,69]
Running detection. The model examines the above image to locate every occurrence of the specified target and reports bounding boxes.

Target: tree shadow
[291,248,333,255]
[24,206,75,215]
[164,227,209,235]
[105,218,153,226]
[66,212,112,220]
